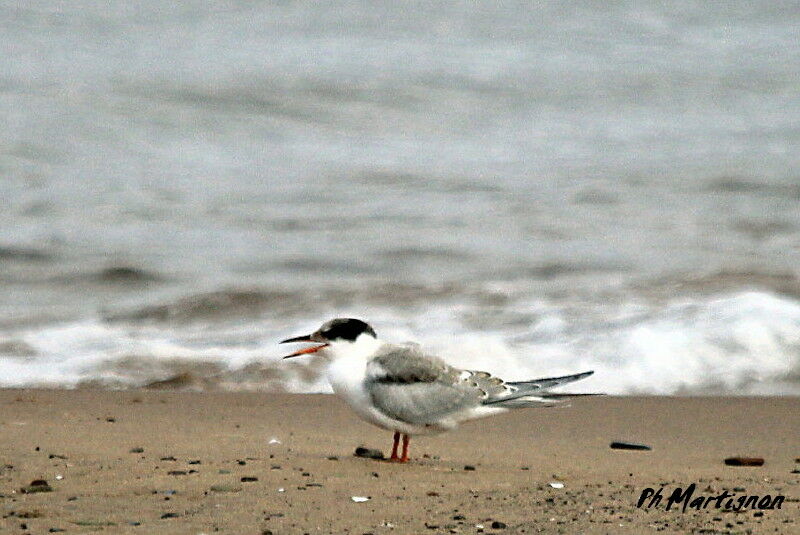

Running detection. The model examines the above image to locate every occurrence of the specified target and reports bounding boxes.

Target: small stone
[167,470,187,476]
[160,456,177,461]
[327,456,339,461]
[354,447,384,460]
[237,460,246,465]
[160,512,179,519]
[129,447,144,453]
[241,476,258,482]
[351,496,370,502]
[491,521,507,529]
[463,465,476,471]
[610,441,652,451]
[453,515,466,520]
[724,457,764,466]
[754,511,764,517]
[210,484,242,493]
[105,417,116,422]
[48,454,68,460]
[188,460,201,465]
[21,480,52,493]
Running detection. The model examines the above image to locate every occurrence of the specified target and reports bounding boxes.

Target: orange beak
[282,343,329,359]
[279,334,328,359]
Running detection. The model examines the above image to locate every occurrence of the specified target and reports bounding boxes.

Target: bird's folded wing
[364,345,485,425]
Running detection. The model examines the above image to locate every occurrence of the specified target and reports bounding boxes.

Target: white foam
[0,291,798,395]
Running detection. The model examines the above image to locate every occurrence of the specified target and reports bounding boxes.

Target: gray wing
[365,344,500,425]
[366,345,597,422]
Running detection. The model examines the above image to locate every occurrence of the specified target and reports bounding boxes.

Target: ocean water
[2,2,799,394]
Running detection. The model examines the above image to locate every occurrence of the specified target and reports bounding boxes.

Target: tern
[281,318,596,462]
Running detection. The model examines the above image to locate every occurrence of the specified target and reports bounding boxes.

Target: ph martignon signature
[637,483,785,513]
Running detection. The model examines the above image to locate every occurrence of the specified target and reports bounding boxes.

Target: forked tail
[482,370,600,408]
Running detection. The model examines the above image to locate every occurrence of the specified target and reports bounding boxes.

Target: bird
[281,317,596,463]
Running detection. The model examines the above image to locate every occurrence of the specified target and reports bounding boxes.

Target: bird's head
[280,318,378,359]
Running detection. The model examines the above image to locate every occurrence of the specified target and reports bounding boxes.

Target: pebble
[241,476,258,482]
[327,456,339,461]
[160,456,177,461]
[354,447,384,460]
[21,480,52,493]
[724,457,764,466]
[160,512,180,519]
[491,521,507,529]
[351,496,370,502]
[210,484,242,493]
[610,441,652,451]
[188,460,201,465]
[463,465,476,471]
[129,447,144,453]
[167,470,187,476]
[549,482,565,489]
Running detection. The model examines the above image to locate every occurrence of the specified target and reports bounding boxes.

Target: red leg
[400,434,410,463]
[390,431,400,461]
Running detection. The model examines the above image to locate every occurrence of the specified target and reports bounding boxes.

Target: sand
[0,391,797,534]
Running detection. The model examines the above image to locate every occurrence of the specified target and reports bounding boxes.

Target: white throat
[324,333,383,363]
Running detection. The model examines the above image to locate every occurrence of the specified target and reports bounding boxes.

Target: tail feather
[483,370,598,407]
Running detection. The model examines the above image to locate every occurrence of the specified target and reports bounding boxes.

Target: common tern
[281,318,596,462]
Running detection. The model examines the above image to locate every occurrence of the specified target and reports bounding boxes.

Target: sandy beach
[0,391,796,534]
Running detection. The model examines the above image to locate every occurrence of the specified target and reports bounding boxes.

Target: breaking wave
[1,291,798,395]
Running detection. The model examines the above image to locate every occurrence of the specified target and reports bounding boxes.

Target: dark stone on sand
[160,512,179,519]
[21,480,52,493]
[354,447,384,460]
[464,465,476,471]
[160,456,177,461]
[327,456,339,461]
[167,470,187,476]
[453,515,466,520]
[48,454,68,460]
[237,460,246,465]
[129,447,144,453]
[724,457,764,466]
[105,417,116,422]
[48,529,65,533]
[791,469,800,474]
[188,460,201,465]
[491,521,507,529]
[240,476,258,482]
[610,441,652,451]
[210,484,242,493]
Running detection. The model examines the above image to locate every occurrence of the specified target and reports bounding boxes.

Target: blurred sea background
[2,1,800,394]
